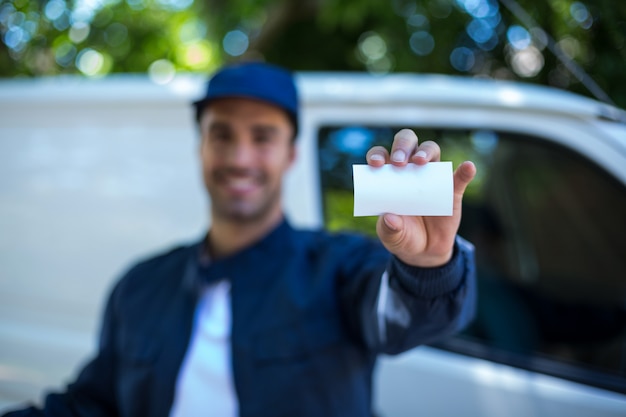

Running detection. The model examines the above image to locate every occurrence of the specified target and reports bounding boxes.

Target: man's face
[198,98,296,224]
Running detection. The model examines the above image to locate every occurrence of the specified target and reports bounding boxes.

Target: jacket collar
[183,219,294,293]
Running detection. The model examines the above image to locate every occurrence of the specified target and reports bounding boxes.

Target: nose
[225,138,255,168]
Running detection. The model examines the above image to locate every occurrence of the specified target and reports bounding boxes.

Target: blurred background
[1,0,625,107]
[1,1,626,415]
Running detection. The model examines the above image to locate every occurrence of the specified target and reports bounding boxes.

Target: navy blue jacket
[5,221,475,417]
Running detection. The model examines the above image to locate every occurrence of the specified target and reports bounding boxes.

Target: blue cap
[193,62,299,137]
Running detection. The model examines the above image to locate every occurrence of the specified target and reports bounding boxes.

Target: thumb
[376,213,404,246]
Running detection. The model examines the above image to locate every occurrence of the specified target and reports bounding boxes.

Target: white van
[1,72,625,416]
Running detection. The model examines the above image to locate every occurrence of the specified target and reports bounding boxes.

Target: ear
[288,141,297,168]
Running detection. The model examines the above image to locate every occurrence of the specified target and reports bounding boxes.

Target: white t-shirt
[169,280,237,417]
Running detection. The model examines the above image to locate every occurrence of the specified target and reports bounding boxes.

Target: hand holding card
[362,128,476,267]
[353,162,453,217]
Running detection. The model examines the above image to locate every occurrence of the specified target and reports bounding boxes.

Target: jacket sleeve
[2,284,122,417]
[341,235,476,355]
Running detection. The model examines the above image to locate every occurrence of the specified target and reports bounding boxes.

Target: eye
[252,126,280,145]
[213,133,230,141]
[208,126,232,143]
[254,134,273,145]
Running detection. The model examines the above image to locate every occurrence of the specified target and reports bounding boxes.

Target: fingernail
[383,213,400,231]
[416,150,427,159]
[370,154,385,162]
[391,150,406,162]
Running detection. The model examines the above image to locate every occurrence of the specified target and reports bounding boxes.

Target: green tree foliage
[0,0,216,77]
[1,0,624,107]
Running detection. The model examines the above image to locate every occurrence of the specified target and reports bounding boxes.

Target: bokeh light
[407,13,429,30]
[450,46,475,72]
[179,18,206,43]
[72,0,99,23]
[456,0,499,19]
[104,22,128,47]
[177,40,214,70]
[54,41,77,67]
[409,31,435,56]
[358,31,387,61]
[466,18,494,44]
[557,36,581,59]
[156,0,194,11]
[471,130,499,154]
[69,22,90,43]
[357,31,394,74]
[4,25,27,51]
[222,30,249,57]
[570,2,593,29]
[44,0,66,21]
[76,47,106,76]
[510,45,544,77]
[454,0,502,54]
[44,0,70,31]
[507,25,531,50]
[149,59,176,85]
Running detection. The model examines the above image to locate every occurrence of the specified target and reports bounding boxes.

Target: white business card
[353,162,453,217]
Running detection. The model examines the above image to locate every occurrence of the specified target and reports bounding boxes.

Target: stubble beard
[208,169,281,225]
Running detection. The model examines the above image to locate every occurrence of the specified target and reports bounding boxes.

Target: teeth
[226,177,256,191]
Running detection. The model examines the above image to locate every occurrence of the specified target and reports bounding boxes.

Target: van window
[318,126,626,393]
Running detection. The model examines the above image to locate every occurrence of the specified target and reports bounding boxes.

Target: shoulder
[124,243,191,278]
[109,241,197,304]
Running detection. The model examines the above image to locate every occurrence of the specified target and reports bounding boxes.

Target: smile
[214,169,264,196]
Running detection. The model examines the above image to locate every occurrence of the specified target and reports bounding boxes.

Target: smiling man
[198,96,297,256]
[4,62,477,417]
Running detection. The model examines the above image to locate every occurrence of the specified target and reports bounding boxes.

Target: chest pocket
[253,313,345,362]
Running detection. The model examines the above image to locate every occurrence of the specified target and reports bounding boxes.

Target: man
[4,62,477,417]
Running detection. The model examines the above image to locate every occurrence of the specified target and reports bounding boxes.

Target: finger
[366,146,389,166]
[390,129,418,166]
[376,213,405,248]
[454,161,477,197]
[410,140,441,165]
[381,213,402,233]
